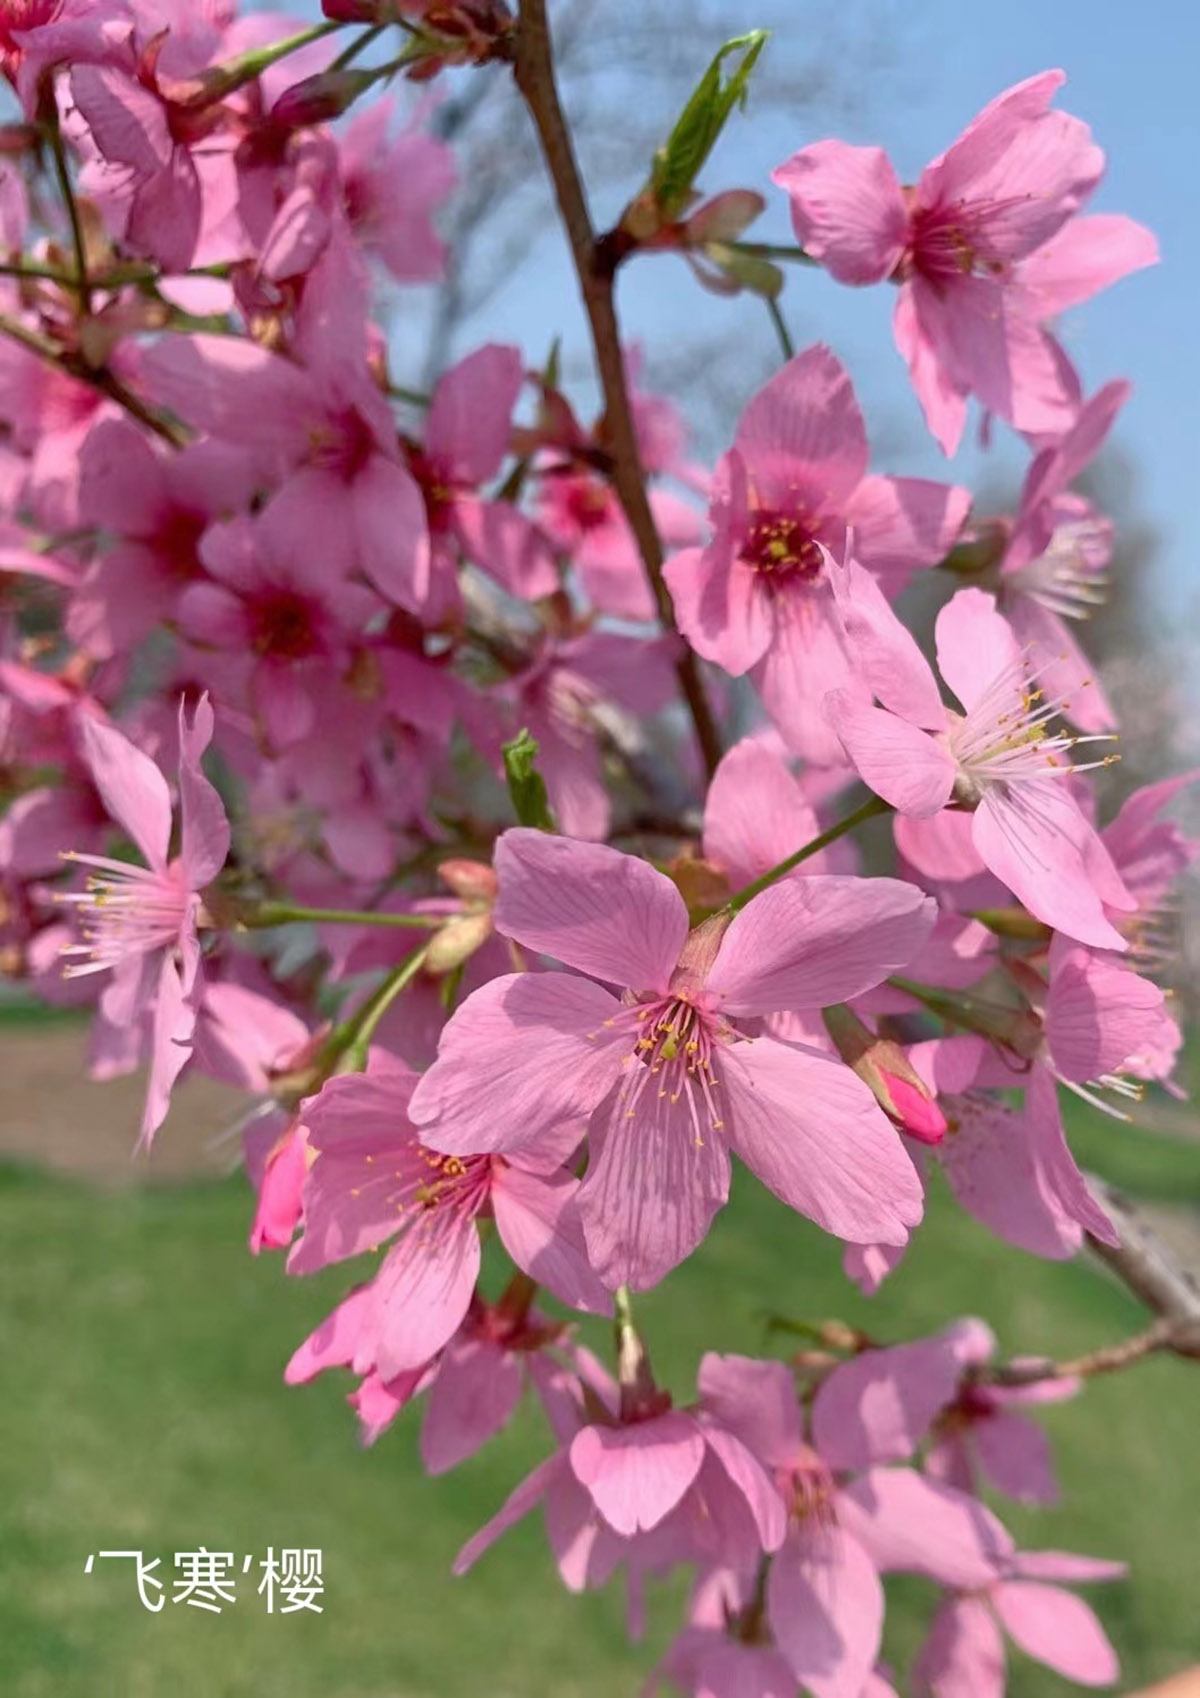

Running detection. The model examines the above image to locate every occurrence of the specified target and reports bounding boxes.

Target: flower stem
[342,945,430,1072]
[765,294,795,361]
[728,239,816,266]
[245,901,441,931]
[44,114,91,314]
[188,20,343,106]
[329,23,385,72]
[0,312,187,446]
[726,794,890,912]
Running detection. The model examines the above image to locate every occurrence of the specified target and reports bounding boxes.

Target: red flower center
[250,590,321,661]
[741,510,824,581]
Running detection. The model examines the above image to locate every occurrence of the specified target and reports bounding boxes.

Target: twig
[44,115,91,314]
[1084,1175,1200,1352]
[982,1180,1200,1387]
[0,312,187,448]
[981,1318,1179,1388]
[766,294,794,362]
[512,0,722,780]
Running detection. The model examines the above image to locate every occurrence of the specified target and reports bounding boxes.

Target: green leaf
[650,31,768,222]
[503,729,556,831]
[704,243,784,298]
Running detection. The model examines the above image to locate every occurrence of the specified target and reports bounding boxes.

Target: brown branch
[0,313,187,448]
[982,1179,1200,1388]
[1084,1174,1200,1352]
[512,0,722,780]
[981,1318,1179,1388]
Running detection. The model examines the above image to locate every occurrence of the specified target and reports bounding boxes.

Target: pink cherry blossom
[990,382,1129,732]
[410,829,933,1287]
[337,96,456,283]
[701,734,858,894]
[908,1036,1118,1258]
[140,318,432,611]
[774,72,1157,452]
[914,1548,1125,1695]
[59,693,229,1143]
[455,1352,786,1595]
[698,1352,1014,1698]
[407,343,559,605]
[178,505,382,751]
[289,1057,609,1378]
[665,345,969,762]
[68,416,256,660]
[826,576,1134,949]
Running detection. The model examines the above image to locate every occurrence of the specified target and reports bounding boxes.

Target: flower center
[777,1450,836,1526]
[56,854,191,976]
[1006,519,1110,621]
[308,409,375,482]
[740,510,824,582]
[598,991,734,1145]
[943,652,1115,802]
[563,474,613,535]
[250,589,321,661]
[411,1148,491,1213]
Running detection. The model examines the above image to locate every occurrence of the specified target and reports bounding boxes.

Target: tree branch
[512,0,722,780]
[1084,1175,1200,1352]
[0,313,187,448]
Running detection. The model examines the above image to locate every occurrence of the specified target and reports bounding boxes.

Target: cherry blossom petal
[972,783,1129,951]
[492,829,688,991]
[579,1084,732,1290]
[772,141,908,284]
[720,1039,923,1247]
[351,455,431,611]
[767,1524,884,1698]
[569,1411,706,1535]
[702,737,822,888]
[177,694,229,888]
[75,712,172,870]
[734,344,869,507]
[934,588,1022,716]
[913,1596,1006,1698]
[973,1409,1058,1505]
[370,1216,481,1381]
[492,1164,612,1315]
[1017,214,1158,318]
[846,474,971,591]
[420,1337,523,1476]
[284,1285,374,1384]
[839,1467,1013,1588]
[707,875,935,1014]
[811,1334,969,1472]
[700,1425,788,1552]
[426,343,523,485]
[992,1581,1119,1685]
[824,695,956,817]
[453,1454,564,1575]
[696,1352,804,1466]
[409,972,625,1154]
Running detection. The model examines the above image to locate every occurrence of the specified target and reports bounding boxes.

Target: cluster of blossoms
[0,2,1195,1692]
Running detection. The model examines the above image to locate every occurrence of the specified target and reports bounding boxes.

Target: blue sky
[466,0,1198,628]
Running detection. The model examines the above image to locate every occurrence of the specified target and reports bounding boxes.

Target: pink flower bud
[879,1069,947,1145]
[271,67,378,130]
[822,1004,946,1143]
[437,858,498,904]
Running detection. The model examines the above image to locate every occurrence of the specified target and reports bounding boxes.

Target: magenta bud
[270,67,377,129]
[321,0,382,18]
[879,1070,947,1145]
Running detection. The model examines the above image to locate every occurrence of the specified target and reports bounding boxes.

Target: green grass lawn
[1,1099,1198,1697]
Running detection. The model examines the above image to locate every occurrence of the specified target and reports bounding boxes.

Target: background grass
[1,1078,1199,1698]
